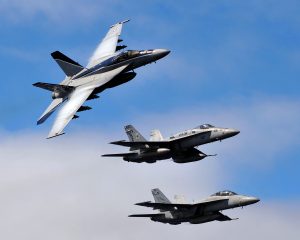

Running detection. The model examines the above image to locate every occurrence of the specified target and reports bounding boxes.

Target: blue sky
[0,1,299,239]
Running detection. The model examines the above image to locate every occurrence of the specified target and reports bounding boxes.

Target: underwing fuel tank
[105,72,137,88]
[138,148,171,160]
[173,152,207,163]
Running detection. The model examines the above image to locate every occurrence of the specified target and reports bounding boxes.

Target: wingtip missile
[120,19,130,24]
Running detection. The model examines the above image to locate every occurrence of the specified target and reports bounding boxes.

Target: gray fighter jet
[129,188,259,225]
[102,124,239,163]
[33,20,170,138]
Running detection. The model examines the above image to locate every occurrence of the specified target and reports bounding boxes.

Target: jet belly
[125,148,171,163]
[151,211,183,225]
[189,213,222,224]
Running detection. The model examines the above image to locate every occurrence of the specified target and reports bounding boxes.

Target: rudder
[125,125,146,142]
[51,51,84,77]
[150,129,163,141]
[151,188,171,203]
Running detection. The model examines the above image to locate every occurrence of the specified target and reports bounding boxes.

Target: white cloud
[0,131,219,239]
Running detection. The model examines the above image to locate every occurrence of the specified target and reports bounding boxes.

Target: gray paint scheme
[129,188,259,225]
[33,20,170,138]
[102,124,239,163]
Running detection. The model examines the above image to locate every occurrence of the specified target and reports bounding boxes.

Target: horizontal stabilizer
[37,98,63,125]
[129,213,164,218]
[33,82,74,93]
[51,51,84,77]
[102,153,137,157]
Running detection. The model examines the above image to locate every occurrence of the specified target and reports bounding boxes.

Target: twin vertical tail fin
[150,129,163,141]
[125,125,147,151]
[151,188,171,203]
[51,51,84,77]
[125,125,146,142]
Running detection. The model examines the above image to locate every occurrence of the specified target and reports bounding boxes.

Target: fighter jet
[33,20,170,138]
[102,124,239,163]
[129,188,259,225]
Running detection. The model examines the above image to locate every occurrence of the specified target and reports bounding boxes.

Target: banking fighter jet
[102,124,239,163]
[33,20,170,138]
[129,188,259,225]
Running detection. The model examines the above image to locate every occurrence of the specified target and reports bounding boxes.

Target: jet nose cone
[248,197,260,204]
[227,128,240,137]
[241,197,260,206]
[153,49,171,58]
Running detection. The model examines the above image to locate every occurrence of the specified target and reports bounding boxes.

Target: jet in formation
[102,124,239,163]
[129,188,259,225]
[33,20,170,138]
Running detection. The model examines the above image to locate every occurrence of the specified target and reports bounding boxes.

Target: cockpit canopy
[113,50,153,64]
[211,190,237,196]
[195,124,215,129]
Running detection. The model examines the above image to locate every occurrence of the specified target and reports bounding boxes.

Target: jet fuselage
[149,192,259,225]
[55,49,170,98]
[123,125,239,163]
[72,49,170,81]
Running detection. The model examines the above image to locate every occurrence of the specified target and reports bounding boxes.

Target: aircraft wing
[110,140,171,149]
[33,82,74,92]
[102,153,137,157]
[87,20,130,68]
[47,65,128,139]
[47,87,94,139]
[135,199,228,211]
